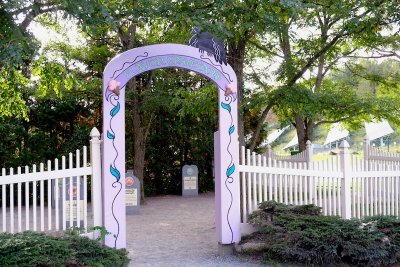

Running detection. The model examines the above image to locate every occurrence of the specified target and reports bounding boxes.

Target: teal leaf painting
[226,164,235,177]
[221,102,231,112]
[110,102,120,117]
[107,131,115,139]
[229,125,235,135]
[110,165,121,181]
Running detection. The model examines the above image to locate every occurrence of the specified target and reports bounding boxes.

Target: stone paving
[126,193,263,267]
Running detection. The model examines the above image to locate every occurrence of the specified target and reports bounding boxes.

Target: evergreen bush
[243,201,400,266]
[0,231,129,267]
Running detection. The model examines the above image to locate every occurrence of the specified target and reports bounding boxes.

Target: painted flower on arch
[108,79,121,96]
[224,83,236,97]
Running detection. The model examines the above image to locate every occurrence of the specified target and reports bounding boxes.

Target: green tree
[248,0,400,151]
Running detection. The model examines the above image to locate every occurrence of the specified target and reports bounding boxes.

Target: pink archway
[102,44,240,248]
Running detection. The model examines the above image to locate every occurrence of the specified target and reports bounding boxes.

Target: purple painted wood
[103,44,239,248]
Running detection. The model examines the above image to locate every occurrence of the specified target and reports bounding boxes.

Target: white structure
[0,128,102,234]
[324,123,349,147]
[262,126,290,145]
[365,120,394,146]
[239,140,400,223]
[283,133,298,150]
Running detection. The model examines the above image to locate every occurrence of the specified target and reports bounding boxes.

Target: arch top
[103,43,237,100]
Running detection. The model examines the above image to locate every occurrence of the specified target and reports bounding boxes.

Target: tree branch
[315,116,352,126]
[144,113,155,142]
[249,66,268,88]
[249,101,275,151]
[288,1,386,87]
[322,48,357,76]
[18,1,60,30]
[249,40,284,58]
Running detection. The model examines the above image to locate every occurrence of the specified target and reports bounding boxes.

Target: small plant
[242,201,400,266]
[0,231,129,267]
[91,225,112,241]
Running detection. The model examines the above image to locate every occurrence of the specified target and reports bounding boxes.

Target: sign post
[57,176,84,228]
[125,170,141,214]
[182,165,198,196]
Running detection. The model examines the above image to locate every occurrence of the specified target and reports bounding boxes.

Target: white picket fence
[266,140,313,163]
[364,135,400,164]
[0,128,102,234]
[239,140,400,223]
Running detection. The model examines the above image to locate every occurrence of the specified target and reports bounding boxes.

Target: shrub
[243,201,400,266]
[0,231,129,267]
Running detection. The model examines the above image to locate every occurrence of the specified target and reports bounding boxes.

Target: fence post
[340,140,351,219]
[90,127,103,227]
[306,140,313,163]
[265,143,273,159]
[363,135,370,161]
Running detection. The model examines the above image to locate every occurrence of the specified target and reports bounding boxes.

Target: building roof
[324,123,349,145]
[283,133,298,150]
[365,120,394,141]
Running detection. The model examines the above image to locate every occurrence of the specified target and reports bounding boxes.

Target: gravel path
[126,192,264,267]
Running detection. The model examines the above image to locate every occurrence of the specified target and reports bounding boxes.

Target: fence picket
[55,159,59,231]
[17,167,22,232]
[257,155,262,204]
[40,163,44,231]
[280,161,284,203]
[396,165,399,218]
[246,149,251,215]
[47,160,52,230]
[332,158,337,216]
[268,157,272,201]
[391,167,395,215]
[10,168,14,233]
[262,156,267,203]
[327,160,332,216]
[294,164,298,205]
[241,146,247,223]
[375,164,378,216]
[62,156,66,230]
[364,159,369,217]
[25,166,29,231]
[83,146,88,231]
[76,149,81,228]
[69,153,73,228]
[2,168,6,232]
[33,164,37,231]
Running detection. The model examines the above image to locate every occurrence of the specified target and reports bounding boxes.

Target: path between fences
[126,192,263,267]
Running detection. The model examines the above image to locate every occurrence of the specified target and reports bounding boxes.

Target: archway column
[215,88,240,244]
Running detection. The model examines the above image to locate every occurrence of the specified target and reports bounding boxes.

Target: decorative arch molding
[102,44,240,248]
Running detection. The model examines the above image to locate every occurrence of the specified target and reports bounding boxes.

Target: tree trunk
[126,78,147,202]
[227,38,247,147]
[295,114,314,152]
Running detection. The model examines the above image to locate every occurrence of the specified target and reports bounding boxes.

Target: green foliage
[0,68,29,120]
[245,0,400,150]
[0,231,129,267]
[245,201,400,266]
[0,96,92,169]
[127,69,217,195]
[0,8,38,69]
